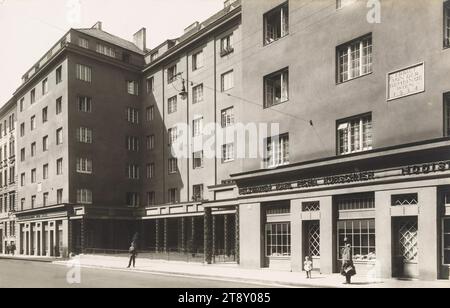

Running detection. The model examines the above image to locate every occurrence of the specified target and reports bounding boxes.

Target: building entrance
[393,217,418,278]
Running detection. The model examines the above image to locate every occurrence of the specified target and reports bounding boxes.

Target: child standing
[304,256,313,278]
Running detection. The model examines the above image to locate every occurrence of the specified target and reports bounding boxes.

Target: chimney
[133,28,147,51]
[91,21,102,30]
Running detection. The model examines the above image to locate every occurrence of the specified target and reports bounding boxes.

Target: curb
[52,261,339,288]
[0,255,62,263]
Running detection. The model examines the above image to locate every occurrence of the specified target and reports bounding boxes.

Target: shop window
[302,201,320,212]
[338,219,376,261]
[265,222,291,257]
[443,218,450,265]
[391,193,418,206]
[336,193,374,211]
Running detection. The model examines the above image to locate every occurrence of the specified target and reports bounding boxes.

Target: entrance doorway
[303,221,320,270]
[393,217,418,278]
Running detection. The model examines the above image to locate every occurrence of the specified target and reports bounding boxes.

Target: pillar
[33,223,38,256]
[224,215,229,256]
[320,196,336,274]
[190,216,195,253]
[212,214,216,259]
[235,206,240,264]
[62,219,69,257]
[39,223,44,256]
[290,199,303,272]
[375,190,392,278]
[80,218,86,254]
[180,217,185,252]
[155,219,160,252]
[163,218,168,252]
[53,221,58,257]
[239,203,262,268]
[418,187,438,281]
[26,228,30,256]
[47,223,52,256]
[204,208,213,264]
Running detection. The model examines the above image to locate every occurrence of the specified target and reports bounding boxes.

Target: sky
[0,0,224,105]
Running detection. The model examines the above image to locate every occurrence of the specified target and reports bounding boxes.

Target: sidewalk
[0,254,57,263]
[53,254,450,288]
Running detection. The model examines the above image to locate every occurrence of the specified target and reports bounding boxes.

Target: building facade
[1,0,450,281]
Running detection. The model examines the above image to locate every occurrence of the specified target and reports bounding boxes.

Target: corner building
[2,0,450,281]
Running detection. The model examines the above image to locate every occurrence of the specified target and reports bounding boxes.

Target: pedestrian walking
[127,243,137,268]
[341,238,356,284]
[304,256,313,279]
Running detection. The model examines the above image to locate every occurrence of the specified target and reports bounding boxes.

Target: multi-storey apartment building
[0,98,17,254]
[2,0,450,281]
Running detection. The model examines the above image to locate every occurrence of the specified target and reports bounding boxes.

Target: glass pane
[444,219,450,233]
[445,250,450,265]
[444,235,450,248]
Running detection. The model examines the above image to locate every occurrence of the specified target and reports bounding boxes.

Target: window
[9,113,15,131]
[167,65,177,84]
[78,37,89,49]
[20,198,25,211]
[126,192,140,207]
[96,43,115,58]
[264,68,289,108]
[221,70,234,92]
[122,53,130,63]
[193,117,203,137]
[150,51,159,62]
[168,127,178,145]
[20,123,25,137]
[338,219,376,261]
[30,89,36,104]
[78,96,92,113]
[77,158,93,174]
[221,107,235,128]
[445,93,450,136]
[147,191,156,206]
[264,3,289,45]
[146,77,154,93]
[265,134,289,168]
[42,107,48,123]
[77,189,93,204]
[445,1,450,48]
[127,81,139,95]
[77,127,93,144]
[31,142,36,157]
[57,189,63,204]
[56,128,63,145]
[30,116,36,131]
[9,166,14,184]
[337,114,372,155]
[20,173,25,187]
[222,143,234,162]
[76,64,92,82]
[8,139,14,158]
[192,51,204,71]
[336,0,342,9]
[43,192,49,207]
[31,169,36,183]
[43,164,49,180]
[146,135,155,150]
[193,151,204,169]
[220,34,234,56]
[20,98,24,112]
[337,35,372,83]
[336,193,375,211]
[31,195,36,209]
[146,106,155,121]
[391,194,418,206]
[20,148,25,162]
[192,84,204,104]
[127,136,140,151]
[168,188,178,203]
[56,97,62,114]
[42,78,48,95]
[193,184,204,201]
[168,158,178,174]
[127,108,139,124]
[146,163,155,179]
[443,218,450,265]
[127,164,140,179]
[56,158,63,175]
[265,222,291,257]
[56,66,62,84]
[168,96,177,114]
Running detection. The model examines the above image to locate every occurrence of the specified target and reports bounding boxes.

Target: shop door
[304,221,320,270]
[393,217,418,278]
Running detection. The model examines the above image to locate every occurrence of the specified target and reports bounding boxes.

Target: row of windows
[78,37,132,63]
[0,166,16,187]
[0,113,16,138]
[0,139,15,161]
[20,189,63,210]
[0,193,16,214]
[20,158,63,186]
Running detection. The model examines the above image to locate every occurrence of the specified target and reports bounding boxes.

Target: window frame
[264,133,290,168]
[222,143,235,163]
[263,2,289,46]
[264,67,289,108]
[336,113,373,156]
[221,70,234,92]
[443,217,450,265]
[444,93,450,137]
[445,1,450,48]
[168,95,178,114]
[265,222,291,257]
[193,151,204,169]
[192,50,204,71]
[192,84,204,104]
[220,34,234,56]
[336,34,373,84]
[168,158,178,174]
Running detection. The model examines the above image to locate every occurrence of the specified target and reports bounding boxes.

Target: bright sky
[0,0,224,106]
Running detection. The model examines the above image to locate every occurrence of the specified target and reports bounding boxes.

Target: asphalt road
[0,259,273,288]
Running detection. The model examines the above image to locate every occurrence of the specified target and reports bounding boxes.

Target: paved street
[0,259,273,288]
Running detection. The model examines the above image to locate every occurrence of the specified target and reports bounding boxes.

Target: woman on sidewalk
[340,239,356,284]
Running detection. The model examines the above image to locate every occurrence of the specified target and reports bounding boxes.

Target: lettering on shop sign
[238,161,450,196]
[402,161,450,176]
[387,62,425,101]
